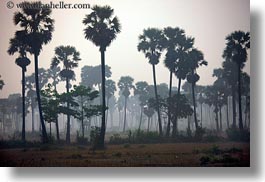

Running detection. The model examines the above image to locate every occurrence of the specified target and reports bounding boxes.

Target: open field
[0,142,249,167]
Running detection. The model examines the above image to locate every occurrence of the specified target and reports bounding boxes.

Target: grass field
[0,142,249,167]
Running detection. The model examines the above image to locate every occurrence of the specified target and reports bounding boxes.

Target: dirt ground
[0,142,250,167]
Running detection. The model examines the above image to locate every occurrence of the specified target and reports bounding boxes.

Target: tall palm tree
[118,76,134,132]
[7,35,31,142]
[12,1,54,143]
[0,75,4,90]
[223,31,250,130]
[51,45,81,143]
[137,28,164,135]
[83,5,121,148]
[186,48,207,131]
[163,27,194,137]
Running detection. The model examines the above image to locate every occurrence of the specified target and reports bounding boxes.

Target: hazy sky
[0,0,250,98]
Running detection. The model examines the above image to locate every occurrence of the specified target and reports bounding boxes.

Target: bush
[194,127,206,141]
[90,126,101,148]
[226,128,250,142]
[109,133,128,144]
[76,131,88,145]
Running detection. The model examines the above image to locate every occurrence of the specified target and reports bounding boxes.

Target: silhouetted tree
[223,31,250,130]
[12,1,54,142]
[83,5,121,149]
[8,34,31,142]
[0,75,4,90]
[162,27,193,137]
[138,28,164,135]
[186,48,207,131]
[51,45,81,143]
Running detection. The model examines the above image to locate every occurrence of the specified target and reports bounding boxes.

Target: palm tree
[51,45,81,143]
[118,76,134,132]
[186,48,207,131]
[12,1,54,143]
[137,28,164,135]
[163,27,194,137]
[0,75,4,90]
[83,5,121,148]
[105,79,116,126]
[223,31,250,130]
[7,35,31,142]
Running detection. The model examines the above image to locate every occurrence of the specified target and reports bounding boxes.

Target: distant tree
[143,106,155,132]
[81,65,112,92]
[138,28,165,135]
[12,1,54,142]
[41,84,60,139]
[223,31,250,130]
[105,79,116,125]
[51,45,81,143]
[241,72,250,128]
[118,76,134,132]
[134,81,149,132]
[83,5,121,149]
[72,85,101,138]
[0,75,4,90]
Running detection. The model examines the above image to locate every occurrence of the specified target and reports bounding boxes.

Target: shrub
[76,131,88,145]
[226,128,250,142]
[90,126,101,148]
[200,156,210,166]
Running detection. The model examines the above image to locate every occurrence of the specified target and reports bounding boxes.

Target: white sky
[0,0,250,98]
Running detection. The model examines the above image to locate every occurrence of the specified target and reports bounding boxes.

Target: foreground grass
[0,142,249,167]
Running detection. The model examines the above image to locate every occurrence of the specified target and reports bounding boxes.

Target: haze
[0,0,250,98]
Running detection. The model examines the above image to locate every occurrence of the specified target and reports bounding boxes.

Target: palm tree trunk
[55,118,60,141]
[98,49,106,149]
[81,103,84,138]
[215,107,219,131]
[123,97,127,132]
[106,98,109,128]
[166,71,173,137]
[191,83,199,129]
[34,53,48,143]
[49,122,52,138]
[200,102,203,127]
[226,103,229,129]
[219,106,222,131]
[237,65,243,130]
[232,85,236,128]
[53,84,60,141]
[172,78,182,138]
[138,106,143,132]
[22,68,26,142]
[147,117,151,132]
[152,64,162,136]
[66,78,71,143]
[31,104,35,132]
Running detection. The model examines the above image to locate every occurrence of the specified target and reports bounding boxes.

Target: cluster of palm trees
[5,1,250,148]
[7,2,120,147]
[137,27,207,137]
